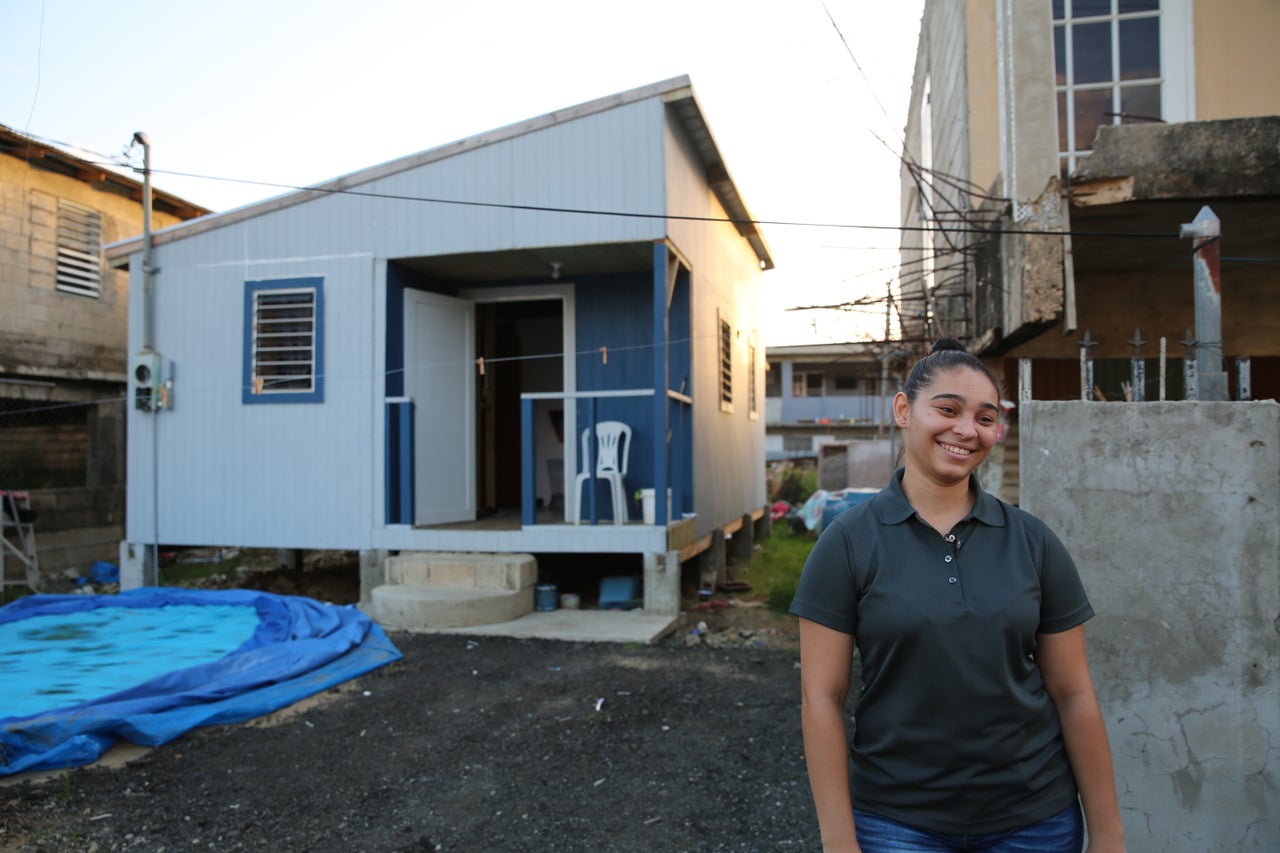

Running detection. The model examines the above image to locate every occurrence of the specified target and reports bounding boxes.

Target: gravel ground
[1,624,821,852]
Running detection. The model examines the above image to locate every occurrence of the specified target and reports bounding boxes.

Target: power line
[0,142,1180,242]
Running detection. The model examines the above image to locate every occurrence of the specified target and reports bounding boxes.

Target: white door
[404,289,475,525]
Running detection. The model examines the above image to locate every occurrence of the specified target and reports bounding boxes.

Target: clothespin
[599,346,608,365]
[476,356,486,376]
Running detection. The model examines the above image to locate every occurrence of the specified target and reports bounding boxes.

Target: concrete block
[386,552,536,591]
[359,549,387,604]
[426,559,475,587]
[473,555,536,590]
[643,550,681,616]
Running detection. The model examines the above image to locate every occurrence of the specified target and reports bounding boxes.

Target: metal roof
[103,76,773,270]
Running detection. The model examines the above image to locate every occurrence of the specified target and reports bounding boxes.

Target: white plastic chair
[572,420,631,524]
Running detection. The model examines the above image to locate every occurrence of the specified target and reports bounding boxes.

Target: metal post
[134,132,154,351]
[1018,358,1032,405]
[1179,206,1227,400]
[1237,358,1252,401]
[1078,329,1097,402]
[132,132,158,585]
[1181,329,1199,401]
[1159,337,1167,401]
[1129,329,1146,402]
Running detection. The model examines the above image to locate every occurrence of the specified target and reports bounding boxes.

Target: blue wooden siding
[572,271,657,521]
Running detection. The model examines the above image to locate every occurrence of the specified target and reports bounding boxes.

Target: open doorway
[474,298,566,515]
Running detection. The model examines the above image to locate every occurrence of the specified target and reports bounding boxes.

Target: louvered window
[55,200,102,297]
[719,315,733,412]
[243,278,325,404]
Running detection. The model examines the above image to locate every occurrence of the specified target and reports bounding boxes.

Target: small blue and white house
[105,76,772,633]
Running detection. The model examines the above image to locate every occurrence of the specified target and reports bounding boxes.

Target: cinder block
[426,559,476,587]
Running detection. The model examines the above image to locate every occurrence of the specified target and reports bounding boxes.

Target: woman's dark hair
[903,337,1000,402]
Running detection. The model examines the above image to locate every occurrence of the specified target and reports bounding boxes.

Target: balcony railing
[766,394,889,425]
[520,388,692,526]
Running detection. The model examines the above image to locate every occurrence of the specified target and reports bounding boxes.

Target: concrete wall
[1022,400,1279,851]
[0,152,187,381]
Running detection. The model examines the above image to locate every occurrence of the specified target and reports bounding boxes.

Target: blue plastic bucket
[534,583,559,611]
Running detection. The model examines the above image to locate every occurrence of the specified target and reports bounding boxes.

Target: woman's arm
[798,617,861,852]
[1036,625,1127,853]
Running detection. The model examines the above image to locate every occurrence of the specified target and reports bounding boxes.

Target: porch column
[651,242,669,524]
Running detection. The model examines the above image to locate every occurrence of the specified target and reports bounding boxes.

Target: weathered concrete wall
[1022,400,1279,851]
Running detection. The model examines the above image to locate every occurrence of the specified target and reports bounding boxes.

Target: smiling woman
[791,338,1127,853]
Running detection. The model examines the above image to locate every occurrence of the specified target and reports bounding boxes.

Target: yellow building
[900,0,1279,406]
[0,124,206,581]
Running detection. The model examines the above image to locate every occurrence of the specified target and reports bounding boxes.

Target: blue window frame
[242,277,324,404]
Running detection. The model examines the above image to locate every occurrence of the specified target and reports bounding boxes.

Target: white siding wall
[663,111,767,538]
[126,99,671,551]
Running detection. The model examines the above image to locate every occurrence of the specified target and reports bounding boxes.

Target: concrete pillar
[118,540,147,590]
[275,548,301,571]
[643,549,681,615]
[754,507,773,541]
[359,548,389,604]
[697,528,726,590]
[729,513,754,565]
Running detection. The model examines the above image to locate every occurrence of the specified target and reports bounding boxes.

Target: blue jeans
[853,802,1083,852]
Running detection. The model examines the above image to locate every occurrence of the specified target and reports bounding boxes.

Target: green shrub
[739,525,815,615]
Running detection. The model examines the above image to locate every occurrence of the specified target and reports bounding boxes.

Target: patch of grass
[2,585,34,605]
[737,526,816,615]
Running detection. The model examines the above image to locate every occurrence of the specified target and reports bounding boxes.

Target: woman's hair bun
[930,337,967,355]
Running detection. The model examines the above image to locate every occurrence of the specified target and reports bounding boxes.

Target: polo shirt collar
[875,467,1006,527]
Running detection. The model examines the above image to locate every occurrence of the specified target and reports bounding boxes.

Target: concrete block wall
[1022,400,1279,851]
[0,155,186,379]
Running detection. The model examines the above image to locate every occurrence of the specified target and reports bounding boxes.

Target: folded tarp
[0,587,402,775]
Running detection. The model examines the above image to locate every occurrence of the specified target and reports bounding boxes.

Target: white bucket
[640,488,673,525]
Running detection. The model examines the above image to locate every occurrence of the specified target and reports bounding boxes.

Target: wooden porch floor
[417,506,658,532]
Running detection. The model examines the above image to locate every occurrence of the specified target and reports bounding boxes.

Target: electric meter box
[132,351,162,412]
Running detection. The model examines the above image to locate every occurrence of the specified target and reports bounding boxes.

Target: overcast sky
[2,0,924,345]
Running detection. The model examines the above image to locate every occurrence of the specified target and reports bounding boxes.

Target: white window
[719,314,733,413]
[1053,0,1194,171]
[55,200,102,298]
[243,278,324,403]
[794,371,824,398]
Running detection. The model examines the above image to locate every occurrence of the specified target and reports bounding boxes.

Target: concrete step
[387,552,536,590]
[371,584,534,630]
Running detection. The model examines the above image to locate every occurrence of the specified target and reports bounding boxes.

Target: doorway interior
[473,297,568,516]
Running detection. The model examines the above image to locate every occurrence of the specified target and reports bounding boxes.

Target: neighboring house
[899,0,1280,499]
[764,342,902,489]
[104,77,772,629]
[0,123,207,586]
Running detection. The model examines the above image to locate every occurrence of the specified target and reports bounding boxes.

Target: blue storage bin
[599,576,639,610]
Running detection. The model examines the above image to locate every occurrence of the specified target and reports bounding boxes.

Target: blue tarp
[0,587,402,776]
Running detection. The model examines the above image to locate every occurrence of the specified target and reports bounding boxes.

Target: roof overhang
[104,76,774,271]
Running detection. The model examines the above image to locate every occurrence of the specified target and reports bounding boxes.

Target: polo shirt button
[948,577,957,584]
[944,555,953,563]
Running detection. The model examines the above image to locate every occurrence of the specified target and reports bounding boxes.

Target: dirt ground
[1,564,819,852]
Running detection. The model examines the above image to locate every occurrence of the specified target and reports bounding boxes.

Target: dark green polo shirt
[791,469,1094,835]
